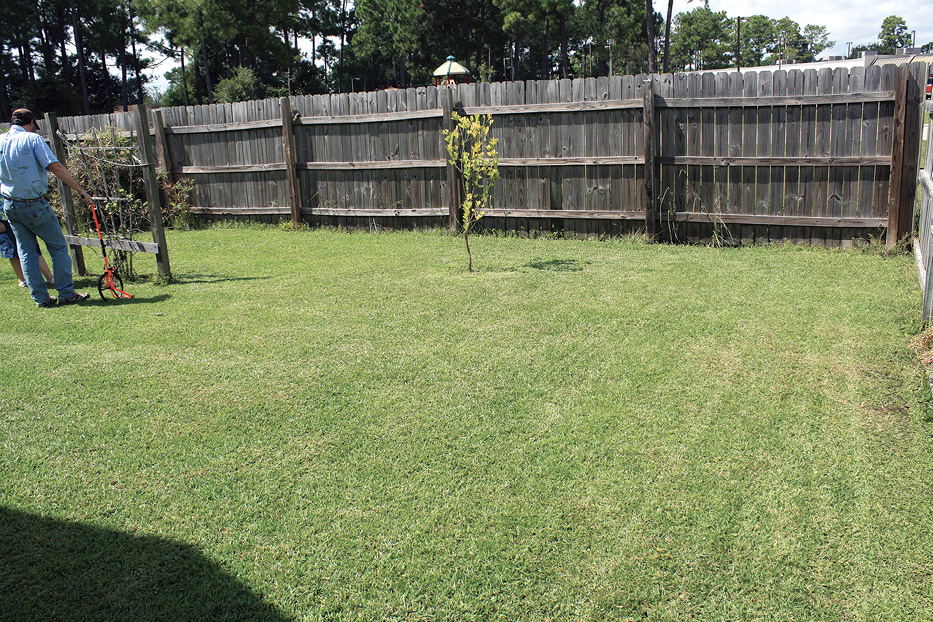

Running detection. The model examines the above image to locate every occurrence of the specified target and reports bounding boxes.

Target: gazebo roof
[433,56,469,77]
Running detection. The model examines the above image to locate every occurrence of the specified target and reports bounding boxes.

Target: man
[0,109,92,307]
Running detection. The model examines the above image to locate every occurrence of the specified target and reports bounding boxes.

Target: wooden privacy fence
[48,64,928,246]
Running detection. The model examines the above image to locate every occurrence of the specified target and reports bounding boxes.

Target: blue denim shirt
[0,125,59,200]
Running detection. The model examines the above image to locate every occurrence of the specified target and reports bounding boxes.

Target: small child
[0,219,54,288]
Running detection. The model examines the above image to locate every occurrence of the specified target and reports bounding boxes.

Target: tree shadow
[0,507,291,621]
[523,258,588,272]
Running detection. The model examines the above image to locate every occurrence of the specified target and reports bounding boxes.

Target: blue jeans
[2,198,76,303]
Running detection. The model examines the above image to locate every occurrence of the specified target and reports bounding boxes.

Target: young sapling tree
[443,112,500,272]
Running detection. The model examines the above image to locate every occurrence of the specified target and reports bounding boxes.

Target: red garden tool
[89,202,132,300]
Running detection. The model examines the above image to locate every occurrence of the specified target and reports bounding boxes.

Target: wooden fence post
[44,112,87,275]
[643,75,658,237]
[151,109,174,225]
[151,110,173,183]
[133,103,172,279]
[887,62,924,247]
[280,97,303,226]
[442,88,462,231]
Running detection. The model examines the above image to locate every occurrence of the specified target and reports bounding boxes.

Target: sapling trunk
[464,229,473,272]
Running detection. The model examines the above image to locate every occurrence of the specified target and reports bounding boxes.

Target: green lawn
[2,227,932,621]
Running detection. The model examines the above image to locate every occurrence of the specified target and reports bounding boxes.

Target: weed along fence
[46,63,928,247]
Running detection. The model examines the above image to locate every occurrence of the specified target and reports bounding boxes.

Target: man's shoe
[36,297,57,308]
[60,292,90,305]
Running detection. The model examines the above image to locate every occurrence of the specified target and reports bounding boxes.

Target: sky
[145,1,933,92]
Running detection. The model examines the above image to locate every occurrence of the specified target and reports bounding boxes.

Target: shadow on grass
[172,274,265,285]
[524,258,588,272]
[40,292,173,308]
[80,294,173,307]
[0,507,291,621]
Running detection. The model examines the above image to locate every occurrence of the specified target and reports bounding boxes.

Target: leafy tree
[213,66,258,102]
[353,0,425,86]
[847,17,913,59]
[667,6,832,71]
[572,0,658,77]
[0,0,151,116]
[542,0,575,78]
[349,0,512,88]
[670,2,731,70]
[490,0,573,81]
[137,0,295,103]
[878,15,910,54]
[494,0,534,80]
[156,65,192,106]
[736,15,773,67]
[0,0,852,119]
[766,18,832,64]
[800,24,833,62]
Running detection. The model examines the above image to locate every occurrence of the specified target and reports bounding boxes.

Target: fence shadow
[0,506,291,621]
[171,274,265,285]
[75,294,173,306]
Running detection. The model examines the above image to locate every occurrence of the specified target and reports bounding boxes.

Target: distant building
[706,48,932,77]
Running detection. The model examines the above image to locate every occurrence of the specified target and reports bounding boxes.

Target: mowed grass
[2,226,932,621]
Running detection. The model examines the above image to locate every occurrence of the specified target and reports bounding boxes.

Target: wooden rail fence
[40,64,929,247]
[36,108,172,280]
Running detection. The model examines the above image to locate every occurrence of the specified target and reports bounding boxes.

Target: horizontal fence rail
[43,64,929,246]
